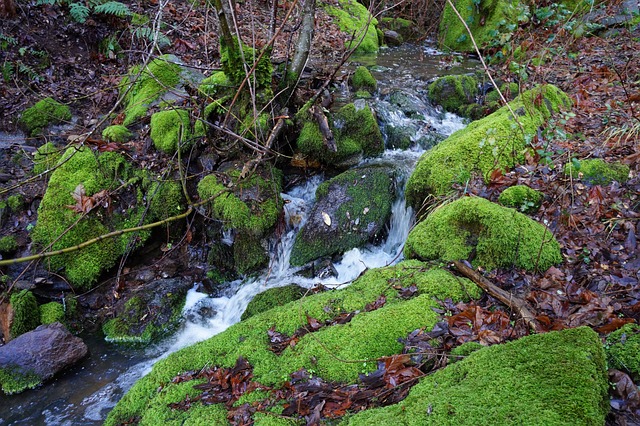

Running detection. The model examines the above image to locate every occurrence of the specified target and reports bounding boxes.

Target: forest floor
[1,0,640,423]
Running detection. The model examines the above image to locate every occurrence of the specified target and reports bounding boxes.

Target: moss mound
[31,147,183,289]
[150,109,203,154]
[564,158,630,185]
[102,125,132,143]
[39,302,65,325]
[241,285,307,321]
[428,75,478,114]
[297,101,383,166]
[406,84,571,205]
[19,97,71,136]
[0,236,17,254]
[9,290,40,339]
[498,184,544,213]
[439,0,520,52]
[323,0,379,54]
[350,66,377,93]
[404,196,562,272]
[606,323,640,378]
[105,260,481,425]
[343,327,608,426]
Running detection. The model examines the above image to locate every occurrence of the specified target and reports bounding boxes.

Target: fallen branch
[452,260,541,332]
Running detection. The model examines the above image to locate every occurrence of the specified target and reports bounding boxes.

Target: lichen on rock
[406,84,571,205]
[404,196,562,272]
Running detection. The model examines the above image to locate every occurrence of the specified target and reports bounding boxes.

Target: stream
[0,42,478,425]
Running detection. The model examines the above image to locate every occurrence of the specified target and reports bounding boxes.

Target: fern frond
[132,27,170,48]
[36,0,57,5]
[69,2,90,23]
[93,1,130,17]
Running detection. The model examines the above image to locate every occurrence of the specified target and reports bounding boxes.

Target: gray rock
[0,322,88,394]
[384,30,404,46]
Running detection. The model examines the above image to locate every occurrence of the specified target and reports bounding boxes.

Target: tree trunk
[1,0,16,17]
[281,0,315,104]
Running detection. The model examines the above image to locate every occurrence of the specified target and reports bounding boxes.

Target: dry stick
[445,0,525,136]
[451,260,541,332]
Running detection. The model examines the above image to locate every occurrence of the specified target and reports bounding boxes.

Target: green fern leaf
[93,1,130,17]
[69,3,90,23]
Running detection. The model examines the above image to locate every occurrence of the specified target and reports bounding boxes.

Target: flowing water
[0,43,477,425]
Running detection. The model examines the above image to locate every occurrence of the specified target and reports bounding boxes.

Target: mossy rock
[233,232,269,276]
[406,84,571,205]
[564,158,630,185]
[323,0,379,54]
[297,101,383,166]
[606,323,640,379]
[198,71,232,97]
[33,142,61,175]
[428,74,478,114]
[102,125,132,143]
[404,196,562,272]
[39,302,65,325]
[0,236,17,254]
[150,109,203,154]
[498,184,544,213]
[102,278,191,344]
[485,82,520,105]
[290,166,395,266]
[9,290,40,339]
[19,97,71,136]
[119,55,183,126]
[104,260,481,425]
[380,17,421,41]
[439,0,521,52]
[241,285,306,321]
[31,147,184,289]
[350,66,377,93]
[343,327,608,425]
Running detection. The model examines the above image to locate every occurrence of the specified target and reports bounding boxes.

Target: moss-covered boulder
[290,166,395,266]
[19,97,71,136]
[323,0,379,54]
[198,165,283,275]
[297,101,384,166]
[606,323,640,379]
[33,142,61,175]
[105,260,481,425]
[8,290,40,339]
[564,158,630,185]
[406,84,571,205]
[102,125,132,143]
[343,327,608,425]
[380,17,422,41]
[350,66,377,94]
[498,184,544,213]
[241,284,307,321]
[31,147,185,289]
[150,109,204,155]
[405,196,562,272]
[103,278,191,344]
[428,74,478,114]
[439,0,521,52]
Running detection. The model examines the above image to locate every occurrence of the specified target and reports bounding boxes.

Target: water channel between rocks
[0,43,478,425]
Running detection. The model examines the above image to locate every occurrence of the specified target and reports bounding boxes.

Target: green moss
[241,285,306,321]
[233,232,269,276]
[498,185,544,213]
[485,82,520,104]
[406,85,571,204]
[0,366,42,395]
[31,147,145,289]
[220,37,273,90]
[105,261,480,425]
[33,142,61,175]
[405,196,562,272]
[343,327,608,426]
[564,158,630,185]
[19,97,71,136]
[148,179,185,221]
[428,75,478,113]
[198,71,232,97]
[351,66,377,93]
[102,125,132,143]
[450,341,484,358]
[150,109,200,154]
[439,0,519,52]
[323,0,379,54]
[0,235,17,253]
[241,112,271,141]
[296,102,383,166]
[9,290,40,338]
[39,302,65,325]
[606,323,640,378]
[120,56,182,126]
